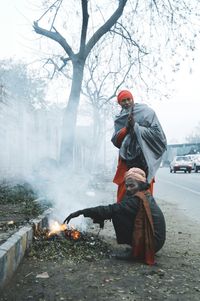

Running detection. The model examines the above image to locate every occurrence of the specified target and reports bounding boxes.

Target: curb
[0,208,52,289]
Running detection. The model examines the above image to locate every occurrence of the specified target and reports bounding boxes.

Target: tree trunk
[33,1,128,168]
[90,106,103,171]
[59,60,85,167]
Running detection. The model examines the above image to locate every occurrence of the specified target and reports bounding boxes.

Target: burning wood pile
[29,220,111,262]
[47,221,81,240]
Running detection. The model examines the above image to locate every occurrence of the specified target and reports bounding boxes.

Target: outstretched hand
[63,210,83,224]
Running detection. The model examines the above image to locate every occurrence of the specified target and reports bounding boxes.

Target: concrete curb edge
[0,208,52,289]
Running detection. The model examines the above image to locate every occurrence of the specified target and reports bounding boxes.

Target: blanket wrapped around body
[111,103,167,182]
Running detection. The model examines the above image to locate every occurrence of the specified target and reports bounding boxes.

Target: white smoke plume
[0,96,116,230]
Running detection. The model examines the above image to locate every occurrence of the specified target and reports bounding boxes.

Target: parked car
[192,154,200,172]
[184,154,200,172]
[170,156,193,173]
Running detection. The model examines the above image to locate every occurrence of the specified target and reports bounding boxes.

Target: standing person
[64,168,166,265]
[111,89,167,203]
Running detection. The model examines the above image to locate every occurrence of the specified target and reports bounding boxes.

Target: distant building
[162,142,200,166]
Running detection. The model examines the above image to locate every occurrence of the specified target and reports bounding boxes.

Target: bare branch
[167,0,174,23]
[79,0,89,56]
[42,58,59,79]
[98,71,114,95]
[111,22,148,55]
[101,62,135,107]
[50,0,64,30]
[85,0,128,58]
[33,21,75,59]
[152,0,159,14]
[36,0,60,22]
[136,49,150,90]
[59,56,71,71]
[82,59,99,103]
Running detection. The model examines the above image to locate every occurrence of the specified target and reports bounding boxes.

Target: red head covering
[117,90,134,104]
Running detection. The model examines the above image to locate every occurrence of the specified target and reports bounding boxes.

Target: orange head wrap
[117,90,134,104]
[124,167,146,183]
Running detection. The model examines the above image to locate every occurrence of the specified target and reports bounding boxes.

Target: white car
[170,156,193,173]
[192,154,200,172]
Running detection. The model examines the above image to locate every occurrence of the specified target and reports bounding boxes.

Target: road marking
[160,179,200,196]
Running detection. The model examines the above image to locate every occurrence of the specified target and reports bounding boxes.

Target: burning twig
[34,220,81,241]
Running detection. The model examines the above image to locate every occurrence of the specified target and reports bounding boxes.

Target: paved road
[154,167,200,223]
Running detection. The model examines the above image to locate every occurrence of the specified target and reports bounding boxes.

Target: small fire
[48,220,81,240]
[70,226,81,240]
[48,221,67,237]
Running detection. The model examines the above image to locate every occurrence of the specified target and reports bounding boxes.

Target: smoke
[0,60,117,229]
[0,99,117,230]
[30,165,101,229]
[0,101,62,178]
[29,159,97,225]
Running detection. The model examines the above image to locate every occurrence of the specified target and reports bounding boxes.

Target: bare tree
[0,59,46,109]
[33,0,200,169]
[33,0,128,167]
[80,38,137,169]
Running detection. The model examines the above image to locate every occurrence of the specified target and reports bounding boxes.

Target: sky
[1,0,36,59]
[1,0,200,144]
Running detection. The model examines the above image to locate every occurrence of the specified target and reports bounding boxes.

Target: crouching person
[64,168,166,265]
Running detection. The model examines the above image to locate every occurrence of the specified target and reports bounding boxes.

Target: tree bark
[59,58,85,166]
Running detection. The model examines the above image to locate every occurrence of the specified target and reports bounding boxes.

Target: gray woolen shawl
[111,103,167,182]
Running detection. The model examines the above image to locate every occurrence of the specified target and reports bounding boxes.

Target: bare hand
[63,210,83,224]
[126,114,134,130]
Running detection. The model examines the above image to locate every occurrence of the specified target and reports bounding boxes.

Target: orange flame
[48,220,81,240]
[71,230,81,240]
[48,221,66,237]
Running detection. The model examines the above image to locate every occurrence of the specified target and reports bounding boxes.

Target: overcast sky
[1,0,200,144]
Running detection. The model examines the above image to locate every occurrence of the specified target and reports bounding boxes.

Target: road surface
[154,167,200,223]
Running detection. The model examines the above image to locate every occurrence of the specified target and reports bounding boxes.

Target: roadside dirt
[1,183,200,301]
[0,181,50,245]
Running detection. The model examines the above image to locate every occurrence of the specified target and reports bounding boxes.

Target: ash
[27,229,112,263]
